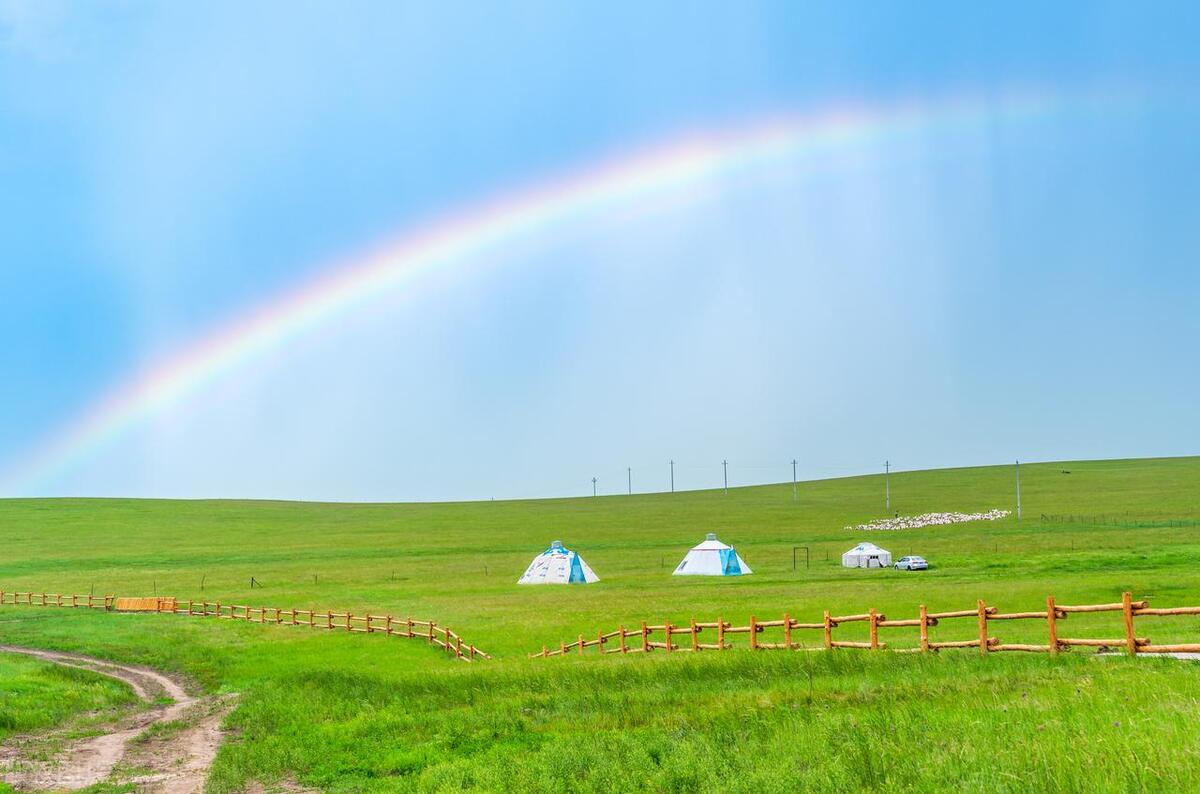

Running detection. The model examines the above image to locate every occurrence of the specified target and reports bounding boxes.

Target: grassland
[0,654,137,742]
[1,456,1199,791]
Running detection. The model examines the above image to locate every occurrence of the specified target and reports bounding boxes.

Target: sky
[1,1,1198,501]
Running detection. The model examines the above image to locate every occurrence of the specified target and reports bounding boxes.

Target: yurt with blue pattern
[517,540,600,584]
[672,533,752,576]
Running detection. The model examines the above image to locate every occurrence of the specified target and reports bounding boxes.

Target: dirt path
[0,645,235,793]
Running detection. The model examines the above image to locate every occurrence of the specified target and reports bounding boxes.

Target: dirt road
[0,645,234,793]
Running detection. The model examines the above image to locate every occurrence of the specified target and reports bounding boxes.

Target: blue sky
[1,2,1198,500]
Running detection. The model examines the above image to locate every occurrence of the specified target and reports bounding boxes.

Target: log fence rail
[0,591,115,610]
[0,590,487,662]
[531,593,1200,659]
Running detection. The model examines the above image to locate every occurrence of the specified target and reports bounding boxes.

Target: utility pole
[1015,460,1021,520]
[722,459,728,495]
[885,460,891,511]
[669,460,675,493]
[591,477,597,497]
[792,459,798,502]
[627,467,632,495]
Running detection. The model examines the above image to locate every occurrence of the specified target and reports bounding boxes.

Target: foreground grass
[1,456,1199,790]
[0,652,137,740]
[1,611,1197,791]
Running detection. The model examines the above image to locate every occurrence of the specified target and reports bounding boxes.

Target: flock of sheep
[845,509,1011,532]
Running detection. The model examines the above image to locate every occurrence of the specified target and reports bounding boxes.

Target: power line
[885,459,891,511]
[1015,459,1022,520]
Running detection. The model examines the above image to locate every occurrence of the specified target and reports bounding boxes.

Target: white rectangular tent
[842,542,891,569]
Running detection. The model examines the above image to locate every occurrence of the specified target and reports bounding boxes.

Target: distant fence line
[0,591,114,610]
[531,593,1200,659]
[0,590,488,663]
[1039,514,1198,528]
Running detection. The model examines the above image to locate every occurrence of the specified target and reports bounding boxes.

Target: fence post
[641,621,649,652]
[717,618,726,650]
[869,608,879,650]
[428,621,435,644]
[749,615,758,650]
[823,610,832,650]
[783,613,792,650]
[1122,591,1137,656]
[619,624,627,653]
[406,617,413,637]
[977,600,988,656]
[1047,595,1059,654]
[578,633,585,656]
[691,618,699,652]
[560,639,567,656]
[665,621,673,653]
[919,604,930,652]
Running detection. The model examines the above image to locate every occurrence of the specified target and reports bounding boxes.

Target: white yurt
[517,540,600,584]
[842,542,892,569]
[672,533,752,576]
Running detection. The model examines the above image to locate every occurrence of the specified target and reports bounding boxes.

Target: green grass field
[1,456,1199,791]
[0,654,137,742]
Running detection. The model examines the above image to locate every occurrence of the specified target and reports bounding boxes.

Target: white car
[895,555,928,571]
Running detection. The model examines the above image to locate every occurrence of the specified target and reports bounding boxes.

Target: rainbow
[3,90,1062,495]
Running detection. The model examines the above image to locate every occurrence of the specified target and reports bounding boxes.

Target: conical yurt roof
[517,540,600,584]
[672,532,752,576]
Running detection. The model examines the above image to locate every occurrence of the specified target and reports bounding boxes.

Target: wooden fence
[115,597,177,612]
[0,590,488,663]
[173,599,489,662]
[0,591,115,610]
[530,593,1200,659]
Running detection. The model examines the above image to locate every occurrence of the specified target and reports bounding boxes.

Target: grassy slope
[0,456,1198,791]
